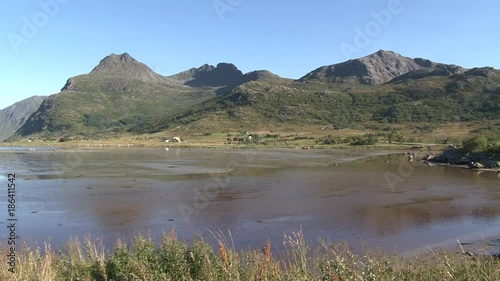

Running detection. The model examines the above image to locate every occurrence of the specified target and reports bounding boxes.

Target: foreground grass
[1,229,498,281]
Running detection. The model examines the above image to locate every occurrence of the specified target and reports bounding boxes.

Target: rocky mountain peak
[119,52,135,62]
[299,50,465,85]
[91,52,144,73]
[197,64,216,72]
[60,52,175,91]
[215,62,240,72]
[357,50,423,84]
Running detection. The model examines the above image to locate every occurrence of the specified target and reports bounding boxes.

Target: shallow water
[0,148,499,254]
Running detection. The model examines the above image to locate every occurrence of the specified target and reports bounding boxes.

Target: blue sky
[1,0,499,110]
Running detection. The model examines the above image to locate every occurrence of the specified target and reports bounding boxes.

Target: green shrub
[462,135,489,153]
[349,134,378,146]
[317,135,341,145]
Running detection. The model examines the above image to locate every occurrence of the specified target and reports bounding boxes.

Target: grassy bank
[1,229,498,281]
[5,121,498,151]
[1,128,447,150]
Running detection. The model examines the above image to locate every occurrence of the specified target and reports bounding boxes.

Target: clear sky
[1,0,499,110]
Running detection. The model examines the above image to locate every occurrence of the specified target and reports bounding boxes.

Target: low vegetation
[460,135,500,157]
[1,229,498,281]
[5,121,498,154]
[459,123,500,155]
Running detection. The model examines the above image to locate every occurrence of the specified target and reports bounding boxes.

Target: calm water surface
[0,148,499,254]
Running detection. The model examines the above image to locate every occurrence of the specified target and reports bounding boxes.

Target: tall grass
[0,228,498,281]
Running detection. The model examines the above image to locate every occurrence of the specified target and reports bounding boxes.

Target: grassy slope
[136,68,500,137]
[11,77,217,139]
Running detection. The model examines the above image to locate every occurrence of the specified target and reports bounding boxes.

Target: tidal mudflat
[0,148,499,254]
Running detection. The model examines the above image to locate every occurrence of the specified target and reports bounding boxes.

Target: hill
[10,52,292,140]
[138,57,500,133]
[11,53,220,140]
[0,96,46,141]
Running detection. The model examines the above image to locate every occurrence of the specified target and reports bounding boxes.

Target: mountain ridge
[299,50,466,85]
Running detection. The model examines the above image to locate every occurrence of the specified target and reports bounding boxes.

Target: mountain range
[5,50,500,141]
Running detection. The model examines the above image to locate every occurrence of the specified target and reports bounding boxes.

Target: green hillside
[11,53,218,139]
[135,66,500,134]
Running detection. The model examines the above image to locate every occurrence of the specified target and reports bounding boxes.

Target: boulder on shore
[424,148,499,170]
[468,162,485,169]
[442,148,470,165]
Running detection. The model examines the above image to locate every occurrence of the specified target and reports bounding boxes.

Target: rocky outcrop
[299,50,464,85]
[423,148,500,169]
[442,148,471,165]
[183,63,245,87]
[463,67,496,78]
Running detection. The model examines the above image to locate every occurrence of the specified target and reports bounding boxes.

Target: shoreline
[2,142,499,171]
[424,161,500,173]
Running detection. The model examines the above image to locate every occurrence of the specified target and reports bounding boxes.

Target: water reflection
[0,148,498,253]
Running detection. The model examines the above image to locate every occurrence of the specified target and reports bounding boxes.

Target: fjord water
[0,148,499,253]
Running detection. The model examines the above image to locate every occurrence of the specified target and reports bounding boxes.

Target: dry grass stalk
[147,228,153,241]
[219,240,229,265]
[263,239,272,264]
[168,226,176,242]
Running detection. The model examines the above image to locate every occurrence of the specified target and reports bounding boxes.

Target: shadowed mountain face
[176,63,244,87]
[0,96,46,141]
[299,50,465,85]
[8,50,500,138]
[171,63,283,89]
